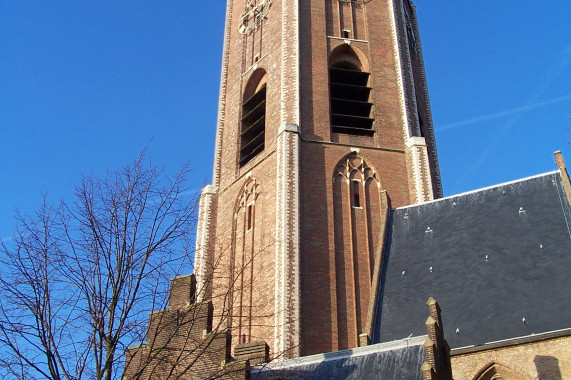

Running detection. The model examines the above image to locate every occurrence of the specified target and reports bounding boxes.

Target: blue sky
[1,1,570,239]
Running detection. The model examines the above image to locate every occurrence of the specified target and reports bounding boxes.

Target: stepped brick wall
[124,275,250,380]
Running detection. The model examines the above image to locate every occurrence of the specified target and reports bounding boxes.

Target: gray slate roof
[252,337,426,380]
[374,171,571,348]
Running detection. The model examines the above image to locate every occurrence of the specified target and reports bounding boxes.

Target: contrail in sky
[437,94,571,132]
[448,44,571,191]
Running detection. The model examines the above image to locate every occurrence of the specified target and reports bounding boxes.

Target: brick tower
[194,0,442,359]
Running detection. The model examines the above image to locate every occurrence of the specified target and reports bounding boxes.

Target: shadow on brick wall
[534,355,562,380]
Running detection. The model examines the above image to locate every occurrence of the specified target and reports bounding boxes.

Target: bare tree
[0,151,197,380]
[122,237,287,380]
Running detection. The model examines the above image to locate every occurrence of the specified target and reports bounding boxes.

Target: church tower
[194,0,442,359]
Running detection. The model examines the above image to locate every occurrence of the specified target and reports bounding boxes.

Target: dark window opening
[329,64,374,135]
[352,181,361,207]
[240,84,266,166]
[247,204,253,230]
[342,30,350,39]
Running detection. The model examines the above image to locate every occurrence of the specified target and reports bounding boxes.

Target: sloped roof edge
[397,170,559,210]
[451,327,571,355]
[254,335,426,371]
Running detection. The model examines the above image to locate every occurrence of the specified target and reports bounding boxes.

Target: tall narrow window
[247,204,253,230]
[329,62,374,135]
[240,71,267,167]
[230,178,260,345]
[352,180,361,207]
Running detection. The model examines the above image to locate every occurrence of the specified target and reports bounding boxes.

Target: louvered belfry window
[329,65,374,135]
[240,84,266,166]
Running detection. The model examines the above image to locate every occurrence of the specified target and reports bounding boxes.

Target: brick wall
[451,334,571,380]
[124,275,251,380]
[197,0,443,359]
[297,0,440,355]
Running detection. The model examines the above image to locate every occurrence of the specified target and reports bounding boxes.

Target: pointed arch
[240,68,267,166]
[229,177,261,343]
[472,361,534,380]
[328,44,374,135]
[329,43,369,72]
[332,153,383,349]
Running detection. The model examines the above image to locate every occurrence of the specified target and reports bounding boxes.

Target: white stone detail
[274,126,300,358]
[195,185,217,302]
[274,0,300,357]
[407,136,426,147]
[389,0,439,201]
[388,0,410,140]
[280,0,300,126]
[279,122,300,134]
[406,137,433,202]
[212,0,234,188]
[408,5,443,197]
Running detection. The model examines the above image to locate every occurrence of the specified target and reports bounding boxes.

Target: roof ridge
[396,170,559,210]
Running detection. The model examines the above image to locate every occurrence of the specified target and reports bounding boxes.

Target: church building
[124,0,571,378]
[193,0,441,358]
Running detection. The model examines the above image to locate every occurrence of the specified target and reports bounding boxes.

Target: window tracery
[229,178,261,343]
[332,154,382,348]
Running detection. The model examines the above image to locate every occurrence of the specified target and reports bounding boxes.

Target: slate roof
[252,336,426,380]
[373,171,571,349]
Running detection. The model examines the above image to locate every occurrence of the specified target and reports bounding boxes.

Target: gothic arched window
[230,178,261,342]
[332,154,383,348]
[329,45,374,135]
[240,69,267,166]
